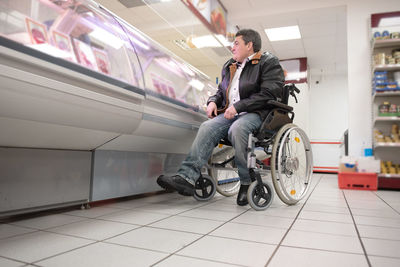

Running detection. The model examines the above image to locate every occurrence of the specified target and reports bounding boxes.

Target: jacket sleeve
[207,60,231,108]
[207,81,223,107]
[233,55,284,114]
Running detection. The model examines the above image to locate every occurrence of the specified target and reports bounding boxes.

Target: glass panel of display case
[0,0,142,87]
[116,16,213,111]
[117,0,221,110]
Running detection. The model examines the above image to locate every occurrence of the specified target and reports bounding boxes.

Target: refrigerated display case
[0,0,217,216]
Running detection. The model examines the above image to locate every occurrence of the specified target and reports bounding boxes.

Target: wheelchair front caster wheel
[247,180,274,211]
[193,174,216,201]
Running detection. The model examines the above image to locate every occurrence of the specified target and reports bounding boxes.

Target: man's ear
[247,41,253,51]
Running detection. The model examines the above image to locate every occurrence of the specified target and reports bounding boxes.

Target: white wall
[308,69,348,141]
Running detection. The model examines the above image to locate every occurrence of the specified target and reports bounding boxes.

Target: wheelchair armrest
[267,100,293,112]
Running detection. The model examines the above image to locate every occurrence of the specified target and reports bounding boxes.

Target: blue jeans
[177,113,262,185]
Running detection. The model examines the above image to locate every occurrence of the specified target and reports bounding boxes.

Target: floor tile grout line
[342,191,372,267]
[30,240,99,265]
[365,253,400,260]
[204,234,281,246]
[161,254,248,267]
[97,199,215,242]
[264,173,323,267]
[279,244,367,256]
[0,229,40,242]
[373,191,400,216]
[362,236,400,243]
[7,197,210,265]
[293,216,354,224]
[0,255,30,266]
[352,222,400,229]
[349,213,400,220]
[149,203,252,266]
[30,225,180,265]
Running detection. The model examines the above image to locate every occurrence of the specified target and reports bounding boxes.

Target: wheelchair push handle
[285,83,300,103]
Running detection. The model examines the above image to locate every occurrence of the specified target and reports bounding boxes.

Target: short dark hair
[235,29,261,52]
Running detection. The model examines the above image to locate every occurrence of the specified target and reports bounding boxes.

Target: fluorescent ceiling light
[286,71,307,81]
[89,28,123,49]
[189,79,205,91]
[378,17,400,27]
[191,35,221,48]
[190,34,230,48]
[215,34,232,46]
[264,25,301,41]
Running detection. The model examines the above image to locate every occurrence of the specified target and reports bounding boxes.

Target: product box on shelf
[357,157,380,173]
[338,172,378,190]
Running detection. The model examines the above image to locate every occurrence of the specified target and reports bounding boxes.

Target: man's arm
[233,55,284,114]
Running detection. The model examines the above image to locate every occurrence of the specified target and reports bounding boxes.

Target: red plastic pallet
[338,172,377,190]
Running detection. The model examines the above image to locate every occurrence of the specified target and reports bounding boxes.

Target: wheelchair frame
[193,84,313,211]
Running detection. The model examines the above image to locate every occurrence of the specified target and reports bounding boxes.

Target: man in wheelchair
[157,28,285,206]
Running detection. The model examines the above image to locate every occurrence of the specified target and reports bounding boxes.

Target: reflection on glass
[0,0,216,111]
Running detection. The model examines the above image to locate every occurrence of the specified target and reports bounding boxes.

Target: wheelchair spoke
[209,146,241,197]
[201,187,208,196]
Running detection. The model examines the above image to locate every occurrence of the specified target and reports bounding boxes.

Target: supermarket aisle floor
[0,173,399,267]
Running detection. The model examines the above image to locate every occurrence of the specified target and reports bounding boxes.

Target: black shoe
[158,175,194,196]
[237,184,249,206]
[157,175,175,192]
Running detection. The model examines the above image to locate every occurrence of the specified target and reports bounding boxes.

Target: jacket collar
[229,51,262,69]
[249,51,261,65]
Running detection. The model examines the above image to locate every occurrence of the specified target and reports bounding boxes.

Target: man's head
[231,29,261,63]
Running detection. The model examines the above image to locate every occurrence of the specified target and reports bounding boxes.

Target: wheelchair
[192,84,313,211]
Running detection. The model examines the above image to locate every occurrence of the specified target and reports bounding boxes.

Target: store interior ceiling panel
[96,0,347,79]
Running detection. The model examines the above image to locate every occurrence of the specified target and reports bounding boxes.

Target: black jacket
[207,51,285,120]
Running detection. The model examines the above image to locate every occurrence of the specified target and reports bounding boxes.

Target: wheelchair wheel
[193,174,216,201]
[208,146,241,197]
[271,124,313,205]
[247,180,274,211]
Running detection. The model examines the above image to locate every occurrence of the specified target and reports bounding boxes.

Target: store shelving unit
[371,38,400,189]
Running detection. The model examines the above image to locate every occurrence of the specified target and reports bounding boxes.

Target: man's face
[231,35,253,63]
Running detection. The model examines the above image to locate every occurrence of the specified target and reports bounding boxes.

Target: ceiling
[94,0,347,80]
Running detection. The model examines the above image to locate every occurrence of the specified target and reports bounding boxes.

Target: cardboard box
[339,156,357,172]
[339,163,356,172]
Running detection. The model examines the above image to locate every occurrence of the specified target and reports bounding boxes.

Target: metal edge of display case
[378,173,400,178]
[0,199,88,219]
[0,36,208,116]
[145,89,201,113]
[142,113,200,130]
[374,142,400,148]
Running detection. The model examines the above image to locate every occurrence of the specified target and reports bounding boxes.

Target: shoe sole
[170,180,194,196]
[157,177,175,192]
[175,185,194,196]
[157,176,194,196]
[237,201,248,206]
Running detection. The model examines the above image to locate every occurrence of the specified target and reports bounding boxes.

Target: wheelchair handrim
[271,124,313,204]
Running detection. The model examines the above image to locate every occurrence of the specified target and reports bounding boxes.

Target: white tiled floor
[1,174,400,267]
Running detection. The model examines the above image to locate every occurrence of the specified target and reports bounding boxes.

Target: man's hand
[206,102,218,118]
[224,106,237,119]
